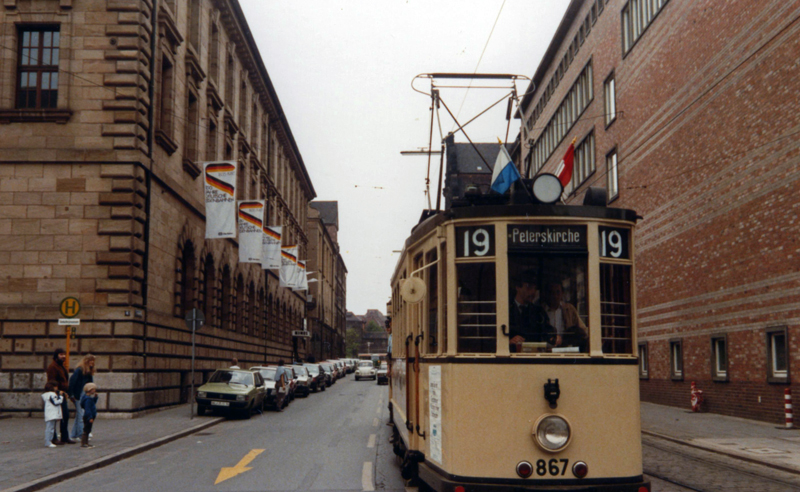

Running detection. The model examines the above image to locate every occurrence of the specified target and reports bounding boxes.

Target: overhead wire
[449,0,507,133]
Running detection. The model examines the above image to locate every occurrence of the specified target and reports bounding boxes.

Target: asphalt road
[40,376,407,492]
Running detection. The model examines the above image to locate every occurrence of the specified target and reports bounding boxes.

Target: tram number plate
[211,401,230,407]
[599,226,629,259]
[456,226,495,258]
[535,459,569,476]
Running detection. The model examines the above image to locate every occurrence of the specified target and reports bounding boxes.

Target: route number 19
[599,226,629,259]
[456,226,495,258]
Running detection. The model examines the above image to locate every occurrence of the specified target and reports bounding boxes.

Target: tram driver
[508,270,550,350]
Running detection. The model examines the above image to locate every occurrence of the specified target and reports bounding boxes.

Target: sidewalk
[641,401,800,475]
[0,404,224,492]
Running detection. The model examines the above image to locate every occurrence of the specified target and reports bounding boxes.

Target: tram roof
[406,203,639,249]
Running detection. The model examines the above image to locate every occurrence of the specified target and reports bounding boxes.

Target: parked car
[346,359,357,373]
[319,363,335,386]
[291,365,311,397]
[376,362,389,385]
[303,363,326,392]
[280,366,297,401]
[355,360,377,381]
[195,369,265,418]
[250,366,290,411]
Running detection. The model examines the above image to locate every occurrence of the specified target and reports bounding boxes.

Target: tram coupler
[401,450,426,480]
[544,378,561,409]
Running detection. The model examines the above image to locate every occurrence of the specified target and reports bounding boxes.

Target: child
[42,381,64,448]
[80,383,98,448]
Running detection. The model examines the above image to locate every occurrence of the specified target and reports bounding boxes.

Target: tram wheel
[400,452,418,481]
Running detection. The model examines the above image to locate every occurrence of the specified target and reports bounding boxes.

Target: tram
[388,182,650,491]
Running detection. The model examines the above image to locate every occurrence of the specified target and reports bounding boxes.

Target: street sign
[184,309,205,330]
[292,330,310,338]
[59,297,80,318]
[58,318,80,326]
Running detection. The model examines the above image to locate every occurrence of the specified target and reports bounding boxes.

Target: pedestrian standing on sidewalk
[80,383,98,449]
[46,349,75,444]
[230,358,240,369]
[42,381,64,448]
[68,354,95,441]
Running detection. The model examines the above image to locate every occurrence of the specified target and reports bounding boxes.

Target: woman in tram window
[538,279,588,352]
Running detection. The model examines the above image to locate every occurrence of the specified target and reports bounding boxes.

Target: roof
[445,134,514,174]
[519,0,586,113]
[310,201,339,229]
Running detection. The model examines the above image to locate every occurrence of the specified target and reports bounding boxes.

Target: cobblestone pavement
[643,435,800,492]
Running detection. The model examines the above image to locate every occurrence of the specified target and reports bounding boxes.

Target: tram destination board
[507,224,587,252]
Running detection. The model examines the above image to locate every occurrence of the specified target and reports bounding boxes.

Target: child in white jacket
[42,381,64,448]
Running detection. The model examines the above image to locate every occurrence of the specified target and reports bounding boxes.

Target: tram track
[642,434,800,491]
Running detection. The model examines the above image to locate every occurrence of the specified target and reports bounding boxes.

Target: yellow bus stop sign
[60,297,81,318]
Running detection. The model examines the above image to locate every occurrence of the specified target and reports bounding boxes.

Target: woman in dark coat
[45,348,74,444]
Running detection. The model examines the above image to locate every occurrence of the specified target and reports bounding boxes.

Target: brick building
[0,0,316,415]
[306,201,347,361]
[516,0,800,422]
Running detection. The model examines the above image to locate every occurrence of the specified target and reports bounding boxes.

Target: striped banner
[204,161,237,239]
[238,200,264,264]
[261,225,282,270]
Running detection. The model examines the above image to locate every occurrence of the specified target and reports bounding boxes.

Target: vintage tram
[388,183,650,492]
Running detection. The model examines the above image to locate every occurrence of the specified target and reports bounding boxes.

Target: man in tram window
[538,280,588,351]
[508,270,550,350]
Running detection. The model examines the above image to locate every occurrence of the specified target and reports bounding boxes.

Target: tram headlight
[533,415,571,452]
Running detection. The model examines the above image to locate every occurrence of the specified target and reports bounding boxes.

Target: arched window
[250,283,259,337]
[180,242,195,316]
[201,254,215,327]
[235,274,245,333]
[257,288,266,339]
[220,265,232,330]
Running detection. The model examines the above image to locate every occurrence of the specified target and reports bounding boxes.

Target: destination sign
[507,225,587,251]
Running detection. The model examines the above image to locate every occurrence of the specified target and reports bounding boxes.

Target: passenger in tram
[508,270,550,350]
[538,281,588,351]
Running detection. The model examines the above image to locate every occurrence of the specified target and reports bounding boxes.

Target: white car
[355,361,377,381]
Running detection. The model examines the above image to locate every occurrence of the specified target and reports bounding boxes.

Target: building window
[528,61,593,176]
[178,241,195,317]
[711,336,728,381]
[767,326,789,383]
[201,254,216,327]
[607,149,619,200]
[209,23,220,85]
[638,342,648,379]
[622,0,669,55]
[17,26,60,109]
[570,132,595,192]
[604,73,616,126]
[670,340,683,380]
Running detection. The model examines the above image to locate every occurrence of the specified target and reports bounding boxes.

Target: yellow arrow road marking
[215,449,265,485]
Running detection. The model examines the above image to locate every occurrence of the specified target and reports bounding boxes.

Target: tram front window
[456,263,496,353]
[507,255,588,353]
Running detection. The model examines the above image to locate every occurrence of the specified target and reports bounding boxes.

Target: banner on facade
[293,260,308,292]
[262,225,282,270]
[279,246,299,289]
[204,161,238,239]
[238,200,264,264]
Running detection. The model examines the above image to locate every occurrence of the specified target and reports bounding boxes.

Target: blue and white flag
[490,141,520,194]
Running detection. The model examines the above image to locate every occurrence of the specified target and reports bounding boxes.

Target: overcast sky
[239,0,571,315]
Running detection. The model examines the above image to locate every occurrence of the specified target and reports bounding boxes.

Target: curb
[642,430,800,477]
[1,416,226,492]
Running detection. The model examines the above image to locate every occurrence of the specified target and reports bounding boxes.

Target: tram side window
[600,263,633,354]
[507,255,588,353]
[426,249,438,354]
[456,263,496,353]
[440,242,448,354]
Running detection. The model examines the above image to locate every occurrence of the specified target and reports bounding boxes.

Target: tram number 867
[536,459,569,476]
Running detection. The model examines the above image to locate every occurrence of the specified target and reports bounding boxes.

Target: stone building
[517,0,800,422]
[306,201,346,361]
[0,0,315,415]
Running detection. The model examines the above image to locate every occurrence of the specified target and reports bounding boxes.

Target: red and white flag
[555,139,576,187]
